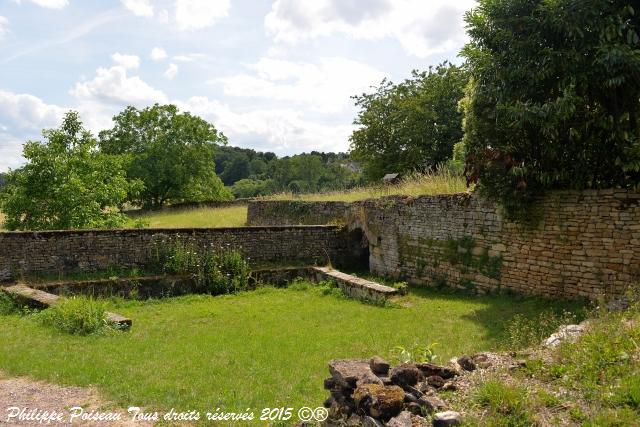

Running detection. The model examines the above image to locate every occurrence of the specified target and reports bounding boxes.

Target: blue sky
[0,0,476,171]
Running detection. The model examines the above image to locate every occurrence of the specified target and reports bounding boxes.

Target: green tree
[462,0,640,218]
[0,111,137,231]
[231,179,277,198]
[99,104,231,208]
[350,62,469,181]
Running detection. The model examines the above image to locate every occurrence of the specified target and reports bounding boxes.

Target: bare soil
[0,371,152,426]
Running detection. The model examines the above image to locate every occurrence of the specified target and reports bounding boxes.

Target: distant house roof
[382,173,401,184]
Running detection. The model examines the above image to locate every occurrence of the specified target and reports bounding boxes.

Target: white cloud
[0,16,9,40]
[12,0,69,9]
[164,63,179,80]
[70,65,168,106]
[175,0,231,30]
[120,0,154,17]
[265,0,476,58]
[214,57,388,114]
[0,90,66,131]
[0,133,25,172]
[173,53,206,62]
[0,90,68,172]
[178,96,353,153]
[111,52,140,70]
[150,47,168,61]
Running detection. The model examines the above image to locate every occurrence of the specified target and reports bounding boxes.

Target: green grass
[454,297,640,426]
[127,205,247,228]
[0,286,580,424]
[261,171,468,202]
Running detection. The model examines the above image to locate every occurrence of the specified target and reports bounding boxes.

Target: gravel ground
[0,371,152,426]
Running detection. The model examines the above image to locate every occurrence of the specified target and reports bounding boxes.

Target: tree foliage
[350,62,469,181]
[215,146,362,197]
[99,104,231,208]
[0,112,136,230]
[462,0,640,218]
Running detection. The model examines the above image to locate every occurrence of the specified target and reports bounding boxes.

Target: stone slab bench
[312,267,398,302]
[1,284,132,329]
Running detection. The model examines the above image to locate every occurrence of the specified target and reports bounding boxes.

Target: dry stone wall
[249,189,640,300]
[247,200,351,226]
[0,226,349,281]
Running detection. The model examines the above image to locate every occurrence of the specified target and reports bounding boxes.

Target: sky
[0,0,477,172]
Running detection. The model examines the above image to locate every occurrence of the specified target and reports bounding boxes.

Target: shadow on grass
[405,285,589,348]
[342,264,590,350]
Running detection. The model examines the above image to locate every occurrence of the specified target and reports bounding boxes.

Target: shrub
[37,296,109,335]
[462,0,640,219]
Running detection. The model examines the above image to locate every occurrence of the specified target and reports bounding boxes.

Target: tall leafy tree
[99,104,231,208]
[462,0,640,218]
[0,111,136,230]
[350,62,469,181]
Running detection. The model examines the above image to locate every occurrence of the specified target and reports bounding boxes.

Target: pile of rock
[321,355,490,426]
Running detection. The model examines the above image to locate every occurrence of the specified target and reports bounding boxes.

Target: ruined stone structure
[248,189,640,300]
[0,226,352,281]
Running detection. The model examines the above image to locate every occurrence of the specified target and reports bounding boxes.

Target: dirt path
[0,371,152,426]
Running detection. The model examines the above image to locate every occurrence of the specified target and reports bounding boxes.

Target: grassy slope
[261,171,468,202]
[127,206,247,228]
[0,287,579,419]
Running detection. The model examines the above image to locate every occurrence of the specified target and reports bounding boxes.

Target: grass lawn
[127,205,247,228]
[0,286,582,423]
[262,171,469,202]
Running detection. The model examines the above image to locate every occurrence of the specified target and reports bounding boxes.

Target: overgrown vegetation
[0,291,20,316]
[35,296,111,336]
[262,169,468,202]
[152,240,250,295]
[462,0,640,219]
[505,310,583,349]
[451,296,640,426]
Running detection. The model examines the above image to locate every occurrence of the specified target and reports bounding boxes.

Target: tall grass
[153,240,250,295]
[261,170,469,202]
[126,206,247,228]
[36,296,110,335]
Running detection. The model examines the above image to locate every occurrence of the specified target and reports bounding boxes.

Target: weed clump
[505,309,582,349]
[474,380,534,426]
[0,291,20,315]
[36,296,110,335]
[153,240,250,295]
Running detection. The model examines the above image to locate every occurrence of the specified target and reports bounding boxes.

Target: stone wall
[247,200,351,226]
[0,226,351,281]
[249,190,640,300]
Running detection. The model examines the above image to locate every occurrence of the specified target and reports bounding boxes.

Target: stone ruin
[319,354,492,427]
